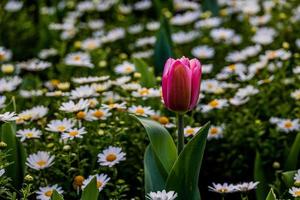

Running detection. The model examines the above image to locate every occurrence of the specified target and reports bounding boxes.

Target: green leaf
[132,115,177,174]
[133,58,156,88]
[0,122,26,189]
[265,188,276,200]
[282,170,297,188]
[154,17,173,75]
[144,145,167,193]
[81,177,99,200]
[254,151,269,200]
[285,132,300,170]
[202,0,219,16]
[165,123,210,200]
[51,190,64,200]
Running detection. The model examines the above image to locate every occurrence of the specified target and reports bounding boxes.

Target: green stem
[177,114,184,155]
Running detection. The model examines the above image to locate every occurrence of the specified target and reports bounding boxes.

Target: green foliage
[0,122,26,189]
[281,170,297,188]
[265,188,277,200]
[202,0,219,16]
[254,151,269,200]
[81,177,99,200]
[51,190,64,200]
[285,133,300,170]
[133,58,156,88]
[165,123,210,200]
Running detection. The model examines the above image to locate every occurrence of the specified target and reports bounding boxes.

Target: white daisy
[64,52,94,68]
[184,126,201,137]
[36,184,63,200]
[289,187,300,197]
[72,76,110,84]
[200,99,228,113]
[146,190,178,200]
[114,61,135,75]
[235,181,259,192]
[0,96,7,109]
[208,183,236,193]
[59,99,89,113]
[97,146,126,167]
[294,169,300,184]
[17,128,42,142]
[132,88,160,99]
[70,85,98,99]
[128,105,155,116]
[291,89,300,100]
[61,127,87,140]
[208,125,224,140]
[26,151,55,170]
[101,102,127,110]
[82,174,110,192]
[18,106,48,122]
[46,118,75,133]
[0,112,17,122]
[191,45,215,59]
[85,109,112,121]
[0,169,5,177]
[276,119,300,133]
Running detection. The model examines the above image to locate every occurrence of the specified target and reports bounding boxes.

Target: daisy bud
[0,141,7,149]
[73,175,85,188]
[24,174,33,182]
[162,57,202,113]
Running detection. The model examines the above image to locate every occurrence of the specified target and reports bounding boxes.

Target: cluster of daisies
[289,170,300,198]
[0,0,300,199]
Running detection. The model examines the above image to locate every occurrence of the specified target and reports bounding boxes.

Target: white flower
[195,17,221,29]
[200,99,228,113]
[26,151,55,170]
[20,90,43,98]
[172,30,199,44]
[81,38,101,51]
[294,169,300,184]
[208,125,224,140]
[36,184,63,200]
[5,1,23,12]
[235,181,259,192]
[72,76,110,84]
[291,89,300,100]
[276,119,300,133]
[101,102,127,110]
[132,88,160,99]
[70,85,98,99]
[146,190,178,200]
[134,0,152,10]
[0,112,17,122]
[191,46,215,59]
[17,59,51,71]
[82,174,110,192]
[171,11,200,26]
[38,48,58,59]
[210,28,235,42]
[86,109,112,121]
[184,126,200,137]
[252,27,276,45]
[208,183,236,193]
[97,146,126,167]
[18,106,48,122]
[289,187,300,197]
[114,61,136,75]
[46,118,75,133]
[0,46,12,62]
[17,128,42,142]
[59,99,89,113]
[65,52,94,68]
[61,127,87,140]
[0,169,5,177]
[128,105,155,116]
[0,76,22,93]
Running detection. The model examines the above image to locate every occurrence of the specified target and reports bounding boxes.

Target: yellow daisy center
[106,153,117,162]
[135,108,145,115]
[139,88,150,96]
[284,121,293,129]
[125,66,133,73]
[26,132,34,138]
[50,79,60,86]
[57,125,66,132]
[268,51,277,59]
[93,110,104,118]
[218,188,228,193]
[76,111,86,119]
[97,181,103,188]
[21,114,32,121]
[209,100,219,108]
[73,55,81,61]
[36,160,47,167]
[45,190,53,197]
[228,64,236,71]
[295,190,300,196]
[69,131,78,137]
[0,54,4,61]
[87,42,96,50]
[210,128,218,135]
[186,128,195,135]
[159,117,169,125]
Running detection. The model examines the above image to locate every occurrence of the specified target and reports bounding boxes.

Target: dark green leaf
[132,115,177,174]
[254,151,269,200]
[285,133,300,170]
[0,122,26,189]
[133,58,156,88]
[282,170,297,188]
[165,123,210,200]
[202,0,219,16]
[265,188,276,200]
[81,177,99,200]
[144,145,167,193]
[51,190,64,200]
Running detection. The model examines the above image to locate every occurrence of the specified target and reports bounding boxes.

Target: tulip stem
[177,114,184,155]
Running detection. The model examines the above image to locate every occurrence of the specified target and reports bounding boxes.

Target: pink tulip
[162,57,202,113]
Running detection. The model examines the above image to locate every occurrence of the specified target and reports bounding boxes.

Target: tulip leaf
[154,16,173,75]
[254,151,269,200]
[133,58,156,88]
[165,122,210,200]
[0,122,26,189]
[81,177,99,200]
[144,145,168,193]
[132,115,177,174]
[282,170,297,188]
[265,188,276,200]
[202,0,219,16]
[51,190,64,200]
[285,132,300,170]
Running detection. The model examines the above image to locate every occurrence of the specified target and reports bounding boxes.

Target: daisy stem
[177,114,184,155]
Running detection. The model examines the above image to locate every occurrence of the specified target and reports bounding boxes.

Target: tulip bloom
[162,57,202,113]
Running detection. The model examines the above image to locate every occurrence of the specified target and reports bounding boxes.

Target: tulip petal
[162,58,175,106]
[167,60,192,112]
[189,59,202,110]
